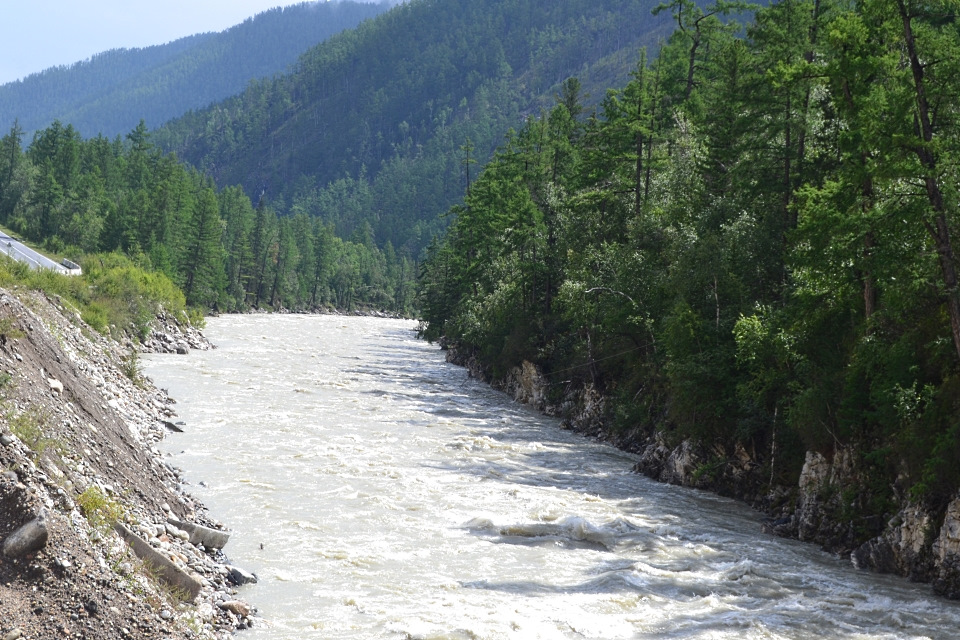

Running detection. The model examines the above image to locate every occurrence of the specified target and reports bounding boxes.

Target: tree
[180,187,224,307]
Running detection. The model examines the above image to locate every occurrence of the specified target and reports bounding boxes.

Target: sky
[0,0,378,85]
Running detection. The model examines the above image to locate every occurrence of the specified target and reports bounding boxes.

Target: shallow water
[143,315,960,639]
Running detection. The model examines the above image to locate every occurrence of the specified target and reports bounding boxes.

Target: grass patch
[0,314,25,342]
[8,407,61,459]
[0,252,203,342]
[77,486,126,533]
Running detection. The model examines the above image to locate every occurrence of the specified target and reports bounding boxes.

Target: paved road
[0,232,79,274]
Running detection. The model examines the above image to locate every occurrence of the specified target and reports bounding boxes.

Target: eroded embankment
[0,288,258,640]
[444,344,960,600]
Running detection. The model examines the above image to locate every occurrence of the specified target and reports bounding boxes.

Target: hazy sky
[0,0,376,85]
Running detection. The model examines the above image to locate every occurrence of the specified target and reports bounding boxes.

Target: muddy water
[143,315,960,639]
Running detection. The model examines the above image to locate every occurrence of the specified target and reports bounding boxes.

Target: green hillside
[155,0,675,256]
[419,0,960,590]
[0,1,392,139]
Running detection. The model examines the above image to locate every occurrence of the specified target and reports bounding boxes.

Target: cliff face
[445,346,960,599]
[0,288,255,639]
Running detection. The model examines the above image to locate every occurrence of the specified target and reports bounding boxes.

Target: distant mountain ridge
[155,0,676,255]
[0,1,393,138]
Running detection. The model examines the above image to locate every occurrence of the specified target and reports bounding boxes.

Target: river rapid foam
[144,315,960,639]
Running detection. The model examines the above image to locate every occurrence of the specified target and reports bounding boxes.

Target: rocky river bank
[0,288,258,639]
[444,344,960,601]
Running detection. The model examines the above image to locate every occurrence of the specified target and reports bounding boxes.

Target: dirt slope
[0,288,256,639]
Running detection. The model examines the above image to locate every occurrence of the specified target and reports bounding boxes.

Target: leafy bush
[0,252,200,342]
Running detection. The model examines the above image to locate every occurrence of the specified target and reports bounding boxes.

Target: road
[0,231,80,274]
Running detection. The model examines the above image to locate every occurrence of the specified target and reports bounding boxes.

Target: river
[143,315,960,639]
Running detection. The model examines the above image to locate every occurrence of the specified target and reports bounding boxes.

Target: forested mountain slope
[155,0,676,255]
[0,1,392,139]
[419,0,960,597]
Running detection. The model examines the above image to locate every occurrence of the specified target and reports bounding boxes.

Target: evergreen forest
[419,0,960,536]
[0,1,392,139]
[155,0,677,257]
[0,120,414,313]
[0,0,679,319]
[0,0,958,551]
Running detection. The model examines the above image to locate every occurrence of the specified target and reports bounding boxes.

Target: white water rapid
[143,315,960,639]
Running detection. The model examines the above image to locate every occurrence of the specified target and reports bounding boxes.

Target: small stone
[0,434,13,446]
[47,378,64,395]
[159,609,173,621]
[218,600,250,617]
[3,629,24,640]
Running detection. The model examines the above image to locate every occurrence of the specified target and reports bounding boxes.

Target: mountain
[0,1,393,139]
[155,0,676,255]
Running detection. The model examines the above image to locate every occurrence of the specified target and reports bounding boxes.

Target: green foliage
[156,0,677,258]
[77,486,125,534]
[8,408,61,459]
[0,313,25,342]
[0,113,416,316]
[121,350,145,388]
[419,0,960,511]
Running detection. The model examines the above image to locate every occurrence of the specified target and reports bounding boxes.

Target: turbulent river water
[143,315,960,640]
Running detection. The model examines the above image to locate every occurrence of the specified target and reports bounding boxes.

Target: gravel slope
[0,288,257,640]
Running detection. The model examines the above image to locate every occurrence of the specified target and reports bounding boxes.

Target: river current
[143,315,960,639]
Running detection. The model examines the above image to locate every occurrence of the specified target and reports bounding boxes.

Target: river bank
[443,343,960,601]
[0,287,257,639]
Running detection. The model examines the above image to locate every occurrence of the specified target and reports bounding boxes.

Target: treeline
[156,0,676,257]
[420,0,960,528]
[0,1,391,139]
[0,120,415,313]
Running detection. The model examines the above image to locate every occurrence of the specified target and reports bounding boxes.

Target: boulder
[218,600,251,617]
[47,378,63,395]
[933,494,960,597]
[227,565,258,586]
[162,420,184,433]
[2,513,49,558]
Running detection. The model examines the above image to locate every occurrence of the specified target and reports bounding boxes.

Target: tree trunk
[897,0,960,360]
